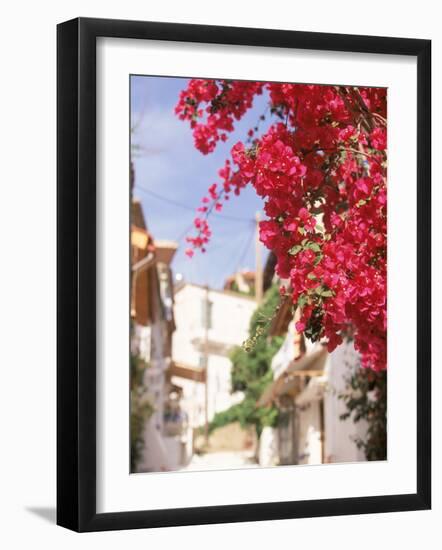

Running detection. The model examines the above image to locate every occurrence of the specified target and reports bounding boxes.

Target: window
[200,297,213,329]
[198,354,207,370]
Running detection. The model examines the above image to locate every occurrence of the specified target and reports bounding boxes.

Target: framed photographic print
[57,17,431,532]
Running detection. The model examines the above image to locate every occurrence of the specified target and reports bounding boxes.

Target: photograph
[0,2,435,543]
[129,75,387,474]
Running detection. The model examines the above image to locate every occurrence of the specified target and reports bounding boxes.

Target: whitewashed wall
[172,284,257,427]
[324,342,367,463]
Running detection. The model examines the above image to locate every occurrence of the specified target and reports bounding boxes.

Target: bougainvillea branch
[176,80,387,371]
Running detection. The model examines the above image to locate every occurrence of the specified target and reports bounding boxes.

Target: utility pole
[255,211,263,304]
[203,284,210,447]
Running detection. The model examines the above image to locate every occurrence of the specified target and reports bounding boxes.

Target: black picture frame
[57,17,431,532]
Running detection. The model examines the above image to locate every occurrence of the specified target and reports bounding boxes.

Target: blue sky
[130,75,270,289]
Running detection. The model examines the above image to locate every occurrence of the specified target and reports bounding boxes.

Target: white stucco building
[171,283,257,432]
[291,338,367,465]
[130,197,188,472]
[258,315,368,467]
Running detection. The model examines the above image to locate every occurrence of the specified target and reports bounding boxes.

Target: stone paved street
[183,450,258,471]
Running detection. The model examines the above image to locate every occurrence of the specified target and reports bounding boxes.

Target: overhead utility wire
[134,185,253,223]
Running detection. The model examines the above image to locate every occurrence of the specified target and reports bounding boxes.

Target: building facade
[258,310,367,467]
[130,199,188,472]
[171,283,257,441]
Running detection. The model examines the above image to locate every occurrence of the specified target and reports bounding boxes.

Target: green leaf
[306,242,321,253]
[307,273,317,280]
[320,288,334,298]
[288,244,302,256]
[314,285,334,298]
[297,294,308,308]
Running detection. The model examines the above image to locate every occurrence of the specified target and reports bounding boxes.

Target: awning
[286,347,327,375]
[258,347,328,407]
[190,337,231,356]
[169,361,206,383]
[154,239,178,265]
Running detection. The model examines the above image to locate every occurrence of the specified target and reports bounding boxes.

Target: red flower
[176,80,387,371]
[370,127,387,151]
